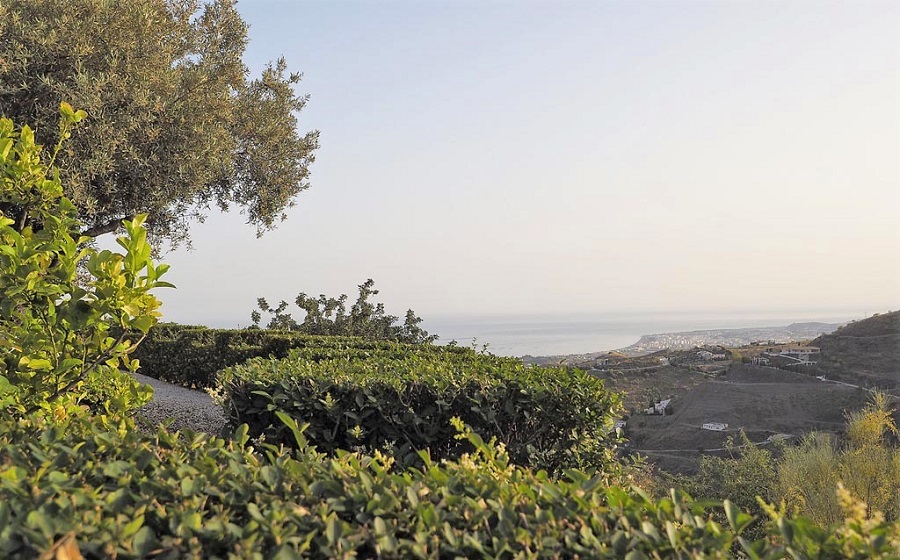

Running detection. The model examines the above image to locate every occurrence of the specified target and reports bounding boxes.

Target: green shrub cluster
[4,414,896,559]
[0,107,167,418]
[218,344,624,474]
[125,323,395,388]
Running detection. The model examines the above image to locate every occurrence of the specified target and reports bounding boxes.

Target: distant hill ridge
[814,311,900,339]
[810,310,900,391]
[618,321,841,355]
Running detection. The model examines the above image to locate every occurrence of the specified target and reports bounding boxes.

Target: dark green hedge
[218,344,624,474]
[125,323,399,388]
[2,414,896,559]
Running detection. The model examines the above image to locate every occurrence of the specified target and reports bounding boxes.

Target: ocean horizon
[421,309,869,357]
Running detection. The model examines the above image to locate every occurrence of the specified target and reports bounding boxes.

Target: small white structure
[778,347,820,364]
[658,356,670,365]
[654,399,671,414]
[645,399,672,415]
[614,420,627,430]
[697,351,714,360]
[711,353,727,360]
[701,422,728,431]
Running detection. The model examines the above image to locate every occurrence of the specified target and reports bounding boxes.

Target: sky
[151,0,899,329]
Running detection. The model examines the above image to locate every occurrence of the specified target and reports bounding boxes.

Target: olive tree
[0,0,319,246]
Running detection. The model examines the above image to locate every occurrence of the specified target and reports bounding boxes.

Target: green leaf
[325,516,341,544]
[132,526,158,556]
[275,411,307,448]
[182,511,202,533]
[122,514,144,539]
[724,499,740,531]
[59,101,75,119]
[26,510,55,538]
[25,358,53,371]
[247,502,265,523]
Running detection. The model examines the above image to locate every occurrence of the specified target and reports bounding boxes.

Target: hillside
[625,364,871,473]
[810,311,900,391]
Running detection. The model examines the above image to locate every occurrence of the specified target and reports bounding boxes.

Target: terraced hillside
[625,364,871,473]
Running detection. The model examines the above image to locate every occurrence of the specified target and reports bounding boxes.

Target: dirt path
[134,373,227,434]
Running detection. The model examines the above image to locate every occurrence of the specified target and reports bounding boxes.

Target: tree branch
[81,215,133,238]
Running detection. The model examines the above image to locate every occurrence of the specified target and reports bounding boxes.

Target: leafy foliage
[219,344,624,474]
[252,278,436,344]
[124,323,410,389]
[777,392,900,526]
[667,392,900,545]
[668,432,778,541]
[0,108,172,417]
[1,413,897,559]
[0,0,318,246]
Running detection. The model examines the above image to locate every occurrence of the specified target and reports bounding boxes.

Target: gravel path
[134,373,227,434]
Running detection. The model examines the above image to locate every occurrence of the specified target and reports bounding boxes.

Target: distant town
[522,321,842,365]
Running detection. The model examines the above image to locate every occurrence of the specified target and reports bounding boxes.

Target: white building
[645,399,672,415]
[778,347,820,363]
[701,422,728,431]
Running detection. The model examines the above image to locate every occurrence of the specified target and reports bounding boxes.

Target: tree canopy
[0,0,319,246]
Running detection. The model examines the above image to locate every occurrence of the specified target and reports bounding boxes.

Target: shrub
[1,414,897,559]
[0,107,170,417]
[126,324,399,388]
[218,344,624,474]
[669,432,777,541]
[777,392,900,526]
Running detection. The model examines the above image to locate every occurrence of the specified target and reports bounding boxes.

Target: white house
[645,399,672,415]
[701,422,728,431]
[778,347,820,363]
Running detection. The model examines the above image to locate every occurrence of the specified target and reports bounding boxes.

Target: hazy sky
[152,0,899,327]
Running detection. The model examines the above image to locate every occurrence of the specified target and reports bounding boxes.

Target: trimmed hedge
[1,415,897,559]
[125,323,397,388]
[218,344,624,474]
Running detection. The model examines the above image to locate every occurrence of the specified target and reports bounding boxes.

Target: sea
[421,309,864,358]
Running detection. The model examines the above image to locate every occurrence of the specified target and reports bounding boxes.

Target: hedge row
[2,414,896,559]
[124,323,404,388]
[218,344,625,474]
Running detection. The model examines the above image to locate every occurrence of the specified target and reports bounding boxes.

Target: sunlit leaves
[0,111,172,416]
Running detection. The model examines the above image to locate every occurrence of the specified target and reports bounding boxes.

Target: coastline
[423,312,858,359]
